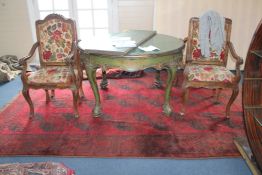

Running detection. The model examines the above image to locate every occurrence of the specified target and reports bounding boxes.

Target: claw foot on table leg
[92,105,102,117]
[163,103,172,116]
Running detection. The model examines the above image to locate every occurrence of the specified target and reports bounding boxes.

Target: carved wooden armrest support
[19,42,39,66]
[227,41,243,82]
[228,41,244,66]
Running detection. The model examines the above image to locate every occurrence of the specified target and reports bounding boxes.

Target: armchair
[181,17,243,118]
[19,14,84,118]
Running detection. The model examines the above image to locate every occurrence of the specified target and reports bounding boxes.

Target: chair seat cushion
[184,64,235,83]
[27,66,77,85]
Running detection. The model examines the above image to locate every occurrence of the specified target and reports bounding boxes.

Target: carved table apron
[79,30,185,117]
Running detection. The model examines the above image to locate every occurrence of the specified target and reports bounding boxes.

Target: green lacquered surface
[129,34,184,56]
[79,30,184,56]
[85,53,183,72]
[80,30,185,116]
[79,30,157,56]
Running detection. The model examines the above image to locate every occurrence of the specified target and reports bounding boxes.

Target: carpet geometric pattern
[0,72,245,158]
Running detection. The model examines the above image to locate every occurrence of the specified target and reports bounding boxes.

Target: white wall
[1,0,262,70]
[0,0,155,63]
[154,0,262,69]
[118,0,155,31]
[0,0,33,59]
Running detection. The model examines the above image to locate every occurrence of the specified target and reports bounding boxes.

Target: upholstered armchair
[19,14,84,118]
[181,17,243,118]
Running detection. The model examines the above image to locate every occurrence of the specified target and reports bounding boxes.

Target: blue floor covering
[0,76,252,175]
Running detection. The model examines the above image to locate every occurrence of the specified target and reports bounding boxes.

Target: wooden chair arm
[227,41,243,82]
[19,42,39,66]
[227,41,243,66]
[20,42,39,83]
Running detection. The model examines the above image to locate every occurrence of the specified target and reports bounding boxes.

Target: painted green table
[79,30,184,117]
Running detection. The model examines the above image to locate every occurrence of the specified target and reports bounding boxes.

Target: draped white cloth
[199,10,225,57]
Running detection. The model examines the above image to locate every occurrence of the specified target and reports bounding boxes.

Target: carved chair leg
[181,87,189,116]
[78,68,85,99]
[79,80,85,99]
[213,88,222,104]
[226,86,239,118]
[72,89,80,118]
[154,69,162,88]
[77,80,84,105]
[22,88,34,118]
[45,89,50,103]
[51,90,55,98]
[100,69,108,89]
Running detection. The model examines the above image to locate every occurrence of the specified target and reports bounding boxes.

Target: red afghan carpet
[0,71,245,158]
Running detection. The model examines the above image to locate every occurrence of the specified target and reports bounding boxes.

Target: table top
[78,30,184,57]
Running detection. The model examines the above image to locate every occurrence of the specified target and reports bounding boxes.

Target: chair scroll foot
[45,89,50,103]
[51,90,55,98]
[79,87,85,99]
[72,89,80,118]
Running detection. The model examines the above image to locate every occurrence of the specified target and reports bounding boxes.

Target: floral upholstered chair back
[185,17,232,67]
[36,14,77,66]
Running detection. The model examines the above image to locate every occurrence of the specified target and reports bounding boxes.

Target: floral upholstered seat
[27,66,79,85]
[181,15,243,118]
[184,64,235,83]
[19,14,84,118]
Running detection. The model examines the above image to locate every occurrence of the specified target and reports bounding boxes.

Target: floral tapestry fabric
[191,22,225,62]
[184,64,235,83]
[37,19,73,63]
[0,162,75,175]
[27,66,76,85]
